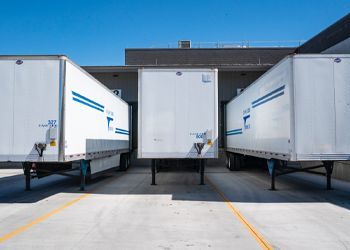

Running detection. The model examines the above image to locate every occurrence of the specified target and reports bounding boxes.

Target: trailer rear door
[333,56,350,154]
[139,69,218,158]
[0,61,15,161]
[11,59,61,162]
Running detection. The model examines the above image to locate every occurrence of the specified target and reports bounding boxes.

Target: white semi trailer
[225,54,350,190]
[138,68,218,184]
[0,56,130,190]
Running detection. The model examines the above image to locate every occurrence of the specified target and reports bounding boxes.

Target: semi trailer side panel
[226,57,292,160]
[64,61,130,161]
[226,54,350,161]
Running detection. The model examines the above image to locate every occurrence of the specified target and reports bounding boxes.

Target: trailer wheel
[86,166,91,183]
[225,153,231,169]
[119,153,130,171]
[227,153,236,171]
[126,154,130,169]
[232,154,241,171]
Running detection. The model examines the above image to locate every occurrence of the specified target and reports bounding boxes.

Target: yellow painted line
[0,171,125,244]
[0,193,91,243]
[206,177,273,250]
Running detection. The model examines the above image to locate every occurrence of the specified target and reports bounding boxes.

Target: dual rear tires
[119,153,131,171]
[226,153,243,171]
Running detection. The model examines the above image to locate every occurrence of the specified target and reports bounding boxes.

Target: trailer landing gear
[267,159,276,190]
[151,159,156,185]
[324,161,334,190]
[23,162,32,191]
[199,159,205,185]
[80,160,89,191]
[267,159,334,190]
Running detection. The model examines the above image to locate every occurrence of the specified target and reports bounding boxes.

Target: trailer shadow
[0,172,77,203]
[82,164,350,211]
[208,166,350,210]
[0,164,349,211]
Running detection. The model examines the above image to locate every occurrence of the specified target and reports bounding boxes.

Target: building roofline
[82,65,139,73]
[125,47,296,51]
[82,64,271,73]
[297,13,350,53]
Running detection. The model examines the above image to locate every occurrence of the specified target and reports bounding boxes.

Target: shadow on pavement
[0,163,349,211]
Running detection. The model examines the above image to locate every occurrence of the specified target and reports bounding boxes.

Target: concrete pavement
[0,164,349,249]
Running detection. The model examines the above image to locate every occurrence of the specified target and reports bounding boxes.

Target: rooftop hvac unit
[178,40,191,48]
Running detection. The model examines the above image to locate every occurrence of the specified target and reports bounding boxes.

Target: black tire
[119,153,130,171]
[227,153,237,171]
[226,153,232,169]
[126,154,130,169]
[86,166,92,183]
[231,154,243,171]
[233,155,240,171]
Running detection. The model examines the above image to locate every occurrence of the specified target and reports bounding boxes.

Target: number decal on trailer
[48,120,57,127]
[39,120,57,128]
[196,133,204,139]
[190,132,206,139]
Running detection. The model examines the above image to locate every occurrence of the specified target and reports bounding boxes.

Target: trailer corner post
[200,159,205,185]
[151,159,156,185]
[80,160,89,191]
[323,161,334,190]
[267,159,276,190]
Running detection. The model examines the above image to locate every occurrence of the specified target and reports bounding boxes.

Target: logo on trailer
[16,60,23,65]
[107,116,114,131]
[243,115,250,129]
[243,108,250,129]
[334,58,341,63]
[176,72,182,76]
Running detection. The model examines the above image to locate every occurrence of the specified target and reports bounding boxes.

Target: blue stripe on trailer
[252,91,284,108]
[115,128,129,133]
[115,131,129,135]
[115,128,129,135]
[72,91,105,109]
[252,85,285,106]
[226,128,243,135]
[72,97,104,112]
[226,131,243,136]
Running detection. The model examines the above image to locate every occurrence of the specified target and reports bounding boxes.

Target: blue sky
[0,0,349,66]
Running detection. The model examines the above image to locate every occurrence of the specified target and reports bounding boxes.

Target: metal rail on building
[151,40,305,49]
